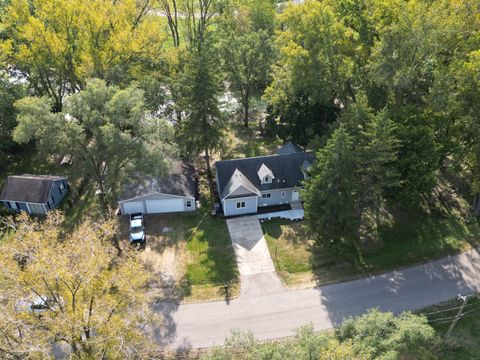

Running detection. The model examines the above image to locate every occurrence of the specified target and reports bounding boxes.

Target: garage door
[146,199,184,214]
[123,201,144,214]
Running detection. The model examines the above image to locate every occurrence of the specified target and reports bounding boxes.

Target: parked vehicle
[129,213,146,243]
[15,296,64,314]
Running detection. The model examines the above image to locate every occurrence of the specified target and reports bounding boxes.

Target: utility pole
[445,294,469,342]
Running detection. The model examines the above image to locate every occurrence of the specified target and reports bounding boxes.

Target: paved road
[154,247,480,350]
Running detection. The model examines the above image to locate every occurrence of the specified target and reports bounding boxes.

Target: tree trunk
[96,178,108,213]
[243,91,249,128]
[473,194,480,216]
[204,145,215,203]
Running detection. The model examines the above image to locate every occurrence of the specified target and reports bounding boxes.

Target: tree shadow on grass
[187,215,238,286]
[184,211,239,293]
[306,203,480,289]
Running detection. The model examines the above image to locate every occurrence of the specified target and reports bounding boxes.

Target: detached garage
[118,162,197,215]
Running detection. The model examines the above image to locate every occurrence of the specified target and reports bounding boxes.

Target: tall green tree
[361,109,400,227]
[0,73,25,171]
[219,0,275,127]
[177,43,223,201]
[13,79,173,210]
[264,0,356,145]
[303,126,360,257]
[335,95,400,227]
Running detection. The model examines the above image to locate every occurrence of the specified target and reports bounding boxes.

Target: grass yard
[220,118,282,161]
[420,295,480,359]
[184,211,239,302]
[119,210,238,303]
[262,203,480,288]
[262,220,360,287]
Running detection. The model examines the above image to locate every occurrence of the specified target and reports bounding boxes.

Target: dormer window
[258,163,275,184]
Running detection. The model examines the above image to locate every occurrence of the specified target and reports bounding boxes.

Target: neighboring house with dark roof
[0,175,68,215]
[215,142,314,217]
[118,161,197,215]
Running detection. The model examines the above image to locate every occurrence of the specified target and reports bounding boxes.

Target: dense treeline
[202,309,436,360]
[1,0,479,252]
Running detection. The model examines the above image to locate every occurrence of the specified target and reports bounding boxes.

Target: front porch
[257,201,304,221]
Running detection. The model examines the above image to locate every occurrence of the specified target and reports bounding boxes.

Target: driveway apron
[226,216,283,296]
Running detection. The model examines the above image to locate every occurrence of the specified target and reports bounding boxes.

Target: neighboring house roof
[0,175,66,203]
[216,151,315,200]
[221,168,261,199]
[119,161,196,202]
[275,141,304,155]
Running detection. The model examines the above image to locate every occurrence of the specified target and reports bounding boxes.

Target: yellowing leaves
[0,0,167,107]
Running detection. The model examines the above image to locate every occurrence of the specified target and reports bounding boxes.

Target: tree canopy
[0,0,165,111]
[13,79,174,210]
[0,212,156,359]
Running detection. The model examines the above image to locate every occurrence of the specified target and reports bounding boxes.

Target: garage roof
[119,161,197,201]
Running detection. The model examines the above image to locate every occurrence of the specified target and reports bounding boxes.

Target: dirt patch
[118,214,187,301]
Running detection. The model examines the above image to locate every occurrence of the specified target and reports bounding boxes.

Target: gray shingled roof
[119,161,196,201]
[1,175,66,203]
[216,151,315,200]
[275,141,304,155]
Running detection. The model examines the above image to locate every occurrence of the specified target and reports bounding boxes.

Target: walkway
[153,247,480,350]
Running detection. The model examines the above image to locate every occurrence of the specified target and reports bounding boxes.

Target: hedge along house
[215,142,315,217]
[0,175,68,215]
[118,162,197,215]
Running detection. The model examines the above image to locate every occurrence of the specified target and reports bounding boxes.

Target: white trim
[118,192,195,203]
[0,199,50,205]
[223,194,259,202]
[236,200,246,209]
[223,184,261,200]
[26,203,31,214]
[258,186,300,193]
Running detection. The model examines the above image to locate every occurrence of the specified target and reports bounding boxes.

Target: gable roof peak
[257,163,275,181]
[221,168,260,199]
[276,141,304,155]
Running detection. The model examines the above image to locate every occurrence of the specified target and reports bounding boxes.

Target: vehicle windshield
[131,226,143,234]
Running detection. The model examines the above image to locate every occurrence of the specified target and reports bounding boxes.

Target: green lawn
[262,205,480,287]
[184,211,239,300]
[149,209,239,302]
[420,296,480,359]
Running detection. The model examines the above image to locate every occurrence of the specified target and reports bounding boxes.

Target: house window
[59,182,65,194]
[281,191,286,198]
[262,193,271,199]
[47,196,54,209]
[8,201,17,210]
[236,201,246,209]
[186,200,192,208]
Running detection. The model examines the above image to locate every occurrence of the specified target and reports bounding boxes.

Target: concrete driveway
[226,216,276,276]
[226,216,284,297]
